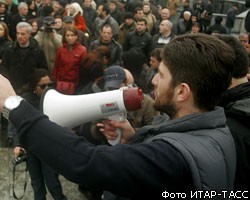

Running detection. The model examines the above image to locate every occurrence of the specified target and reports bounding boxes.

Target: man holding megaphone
[0,34,236,199]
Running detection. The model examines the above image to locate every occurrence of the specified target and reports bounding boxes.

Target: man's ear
[176,83,191,102]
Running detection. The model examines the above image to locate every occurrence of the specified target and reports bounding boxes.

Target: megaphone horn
[40,87,144,128]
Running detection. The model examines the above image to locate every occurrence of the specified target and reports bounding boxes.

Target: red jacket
[74,14,87,32]
[53,42,87,85]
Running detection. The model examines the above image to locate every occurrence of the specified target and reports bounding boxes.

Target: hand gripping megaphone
[40,87,144,129]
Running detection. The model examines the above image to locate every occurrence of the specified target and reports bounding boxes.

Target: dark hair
[137,18,147,25]
[215,16,223,23]
[134,7,143,14]
[162,34,235,111]
[101,23,113,33]
[122,48,146,74]
[100,4,110,15]
[110,0,117,6]
[150,48,162,62]
[62,25,79,44]
[217,35,249,78]
[192,22,200,28]
[29,69,51,90]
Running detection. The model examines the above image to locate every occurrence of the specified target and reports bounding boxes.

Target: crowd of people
[0,0,249,199]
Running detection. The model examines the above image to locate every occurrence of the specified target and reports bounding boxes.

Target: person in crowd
[0,22,12,64]
[125,0,142,14]
[225,4,239,34]
[37,0,52,17]
[51,0,63,17]
[28,18,39,37]
[35,16,62,74]
[123,18,152,58]
[152,7,171,35]
[0,34,236,199]
[150,19,175,52]
[93,4,119,40]
[54,15,63,33]
[0,22,47,147]
[145,48,161,98]
[26,0,38,20]
[122,48,150,94]
[53,25,87,95]
[69,2,87,32]
[206,15,227,35]
[5,0,18,18]
[167,0,180,19]
[89,23,122,67]
[239,32,249,48]
[13,68,67,200]
[217,35,250,191]
[190,22,200,33]
[0,1,11,29]
[10,2,29,40]
[238,32,250,79]
[0,22,46,91]
[199,0,213,33]
[58,15,89,48]
[109,0,124,25]
[193,0,205,27]
[0,21,12,135]
[77,46,110,94]
[177,11,192,35]
[179,0,193,19]
[133,7,143,22]
[78,65,159,200]
[82,0,97,36]
[118,12,136,47]
[142,2,156,34]
[103,65,159,129]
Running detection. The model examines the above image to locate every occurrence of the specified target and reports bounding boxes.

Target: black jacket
[124,30,152,57]
[0,38,48,94]
[219,82,250,191]
[12,101,235,199]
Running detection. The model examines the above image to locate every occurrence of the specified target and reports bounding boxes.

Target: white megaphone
[40,87,144,130]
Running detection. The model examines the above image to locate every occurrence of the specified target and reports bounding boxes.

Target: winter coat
[53,42,87,86]
[0,37,48,94]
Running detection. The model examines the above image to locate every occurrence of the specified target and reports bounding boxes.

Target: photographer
[35,16,62,74]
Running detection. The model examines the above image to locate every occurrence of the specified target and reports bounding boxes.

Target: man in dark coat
[225,4,239,34]
[218,35,250,191]
[0,22,48,95]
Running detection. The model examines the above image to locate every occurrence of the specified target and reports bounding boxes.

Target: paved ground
[0,127,88,200]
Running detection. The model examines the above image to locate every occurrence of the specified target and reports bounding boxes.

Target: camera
[43,16,55,33]
[12,151,27,165]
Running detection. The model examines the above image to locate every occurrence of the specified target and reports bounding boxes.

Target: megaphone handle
[107,113,126,146]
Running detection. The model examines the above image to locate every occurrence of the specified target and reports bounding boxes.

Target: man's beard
[153,86,178,119]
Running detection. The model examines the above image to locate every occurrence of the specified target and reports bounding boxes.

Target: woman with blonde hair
[69,2,87,32]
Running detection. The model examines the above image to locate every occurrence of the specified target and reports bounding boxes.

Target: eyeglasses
[37,83,54,89]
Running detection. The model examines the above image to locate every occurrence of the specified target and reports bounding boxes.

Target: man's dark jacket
[219,82,250,191]
[0,37,48,94]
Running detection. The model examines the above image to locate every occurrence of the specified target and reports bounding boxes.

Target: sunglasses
[37,82,54,89]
